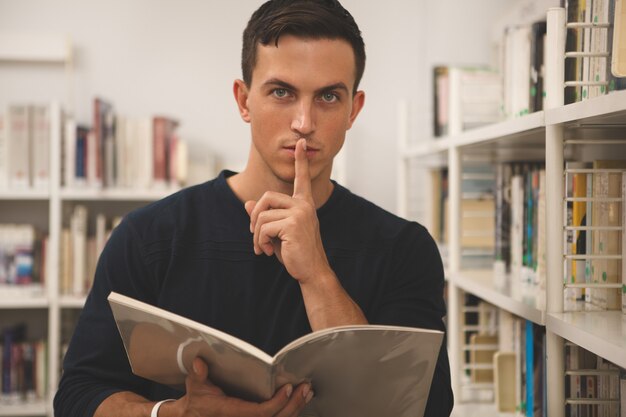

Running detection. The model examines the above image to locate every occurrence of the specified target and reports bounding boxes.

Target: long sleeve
[371,223,454,417]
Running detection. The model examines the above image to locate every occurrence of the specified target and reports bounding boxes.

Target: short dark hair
[241,0,366,94]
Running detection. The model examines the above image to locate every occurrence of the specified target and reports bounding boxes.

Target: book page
[273,325,443,417]
[108,292,274,401]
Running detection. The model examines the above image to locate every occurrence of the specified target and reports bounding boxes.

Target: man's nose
[291,100,316,136]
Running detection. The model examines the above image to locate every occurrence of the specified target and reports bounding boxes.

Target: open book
[108,291,444,417]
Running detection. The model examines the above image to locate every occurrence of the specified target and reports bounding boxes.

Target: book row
[565,0,626,103]
[0,99,189,192]
[433,0,626,138]
[1,324,47,405]
[565,343,625,417]
[564,162,626,313]
[462,296,626,416]
[59,205,119,297]
[64,98,188,190]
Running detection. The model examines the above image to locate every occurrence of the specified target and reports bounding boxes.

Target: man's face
[236,35,364,185]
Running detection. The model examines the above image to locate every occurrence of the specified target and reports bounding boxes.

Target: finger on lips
[293,138,313,202]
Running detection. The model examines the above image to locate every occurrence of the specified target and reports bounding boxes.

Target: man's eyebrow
[262,78,349,94]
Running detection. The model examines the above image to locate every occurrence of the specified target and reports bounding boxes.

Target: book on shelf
[565,343,623,417]
[108,291,444,417]
[60,205,121,297]
[0,224,47,297]
[63,97,189,191]
[612,0,626,76]
[565,161,592,311]
[432,66,502,137]
[1,323,47,404]
[6,105,30,189]
[565,0,626,103]
[588,160,625,311]
[1,103,60,191]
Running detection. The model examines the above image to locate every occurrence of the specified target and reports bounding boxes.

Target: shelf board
[60,187,179,201]
[402,111,545,158]
[545,89,626,126]
[0,34,70,63]
[0,401,47,416]
[59,295,87,308]
[0,297,49,309]
[451,402,515,417]
[449,270,546,325]
[0,285,48,308]
[546,311,626,369]
[0,189,50,200]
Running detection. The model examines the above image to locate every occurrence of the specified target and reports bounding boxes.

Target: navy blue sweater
[54,171,453,416]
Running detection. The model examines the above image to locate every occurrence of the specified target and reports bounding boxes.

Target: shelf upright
[447,144,463,400]
[0,34,73,417]
[47,101,63,410]
[545,7,566,417]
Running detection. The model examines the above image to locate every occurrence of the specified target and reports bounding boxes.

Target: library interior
[1,0,626,416]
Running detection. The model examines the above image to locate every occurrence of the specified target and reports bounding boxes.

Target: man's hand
[164,357,312,417]
[245,138,331,283]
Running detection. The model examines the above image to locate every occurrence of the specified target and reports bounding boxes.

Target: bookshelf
[0,36,182,417]
[398,6,626,417]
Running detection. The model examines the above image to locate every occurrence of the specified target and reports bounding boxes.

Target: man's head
[241,0,366,95]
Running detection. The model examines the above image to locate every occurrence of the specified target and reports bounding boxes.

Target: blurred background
[0,0,513,214]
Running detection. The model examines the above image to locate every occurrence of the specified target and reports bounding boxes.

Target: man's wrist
[151,399,176,417]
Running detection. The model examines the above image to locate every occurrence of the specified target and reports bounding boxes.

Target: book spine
[64,118,76,188]
[7,104,30,189]
[153,117,167,186]
[71,205,88,296]
[32,104,51,189]
[525,320,534,417]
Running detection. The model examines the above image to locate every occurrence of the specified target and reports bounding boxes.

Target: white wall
[0,0,514,214]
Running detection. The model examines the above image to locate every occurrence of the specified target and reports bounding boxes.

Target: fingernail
[192,360,200,375]
[305,389,314,404]
[302,384,310,399]
[302,140,307,151]
[249,223,253,233]
[285,384,293,398]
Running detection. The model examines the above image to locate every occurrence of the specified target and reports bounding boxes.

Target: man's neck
[226,168,334,209]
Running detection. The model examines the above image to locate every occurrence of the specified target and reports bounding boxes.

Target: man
[54,1,453,416]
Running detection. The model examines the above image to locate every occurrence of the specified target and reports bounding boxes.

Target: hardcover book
[108,291,444,417]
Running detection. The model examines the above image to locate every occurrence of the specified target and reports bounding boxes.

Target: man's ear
[233,79,251,123]
[347,90,365,130]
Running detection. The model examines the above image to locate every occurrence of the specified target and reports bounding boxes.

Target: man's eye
[273,88,288,98]
[321,92,338,103]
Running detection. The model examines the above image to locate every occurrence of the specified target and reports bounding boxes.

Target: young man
[54,1,453,416]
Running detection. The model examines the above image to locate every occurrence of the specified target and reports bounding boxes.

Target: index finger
[293,138,313,203]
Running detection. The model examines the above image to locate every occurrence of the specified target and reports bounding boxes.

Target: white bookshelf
[449,270,546,325]
[398,7,626,417]
[0,402,48,417]
[60,187,178,201]
[0,35,180,417]
[546,311,626,369]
